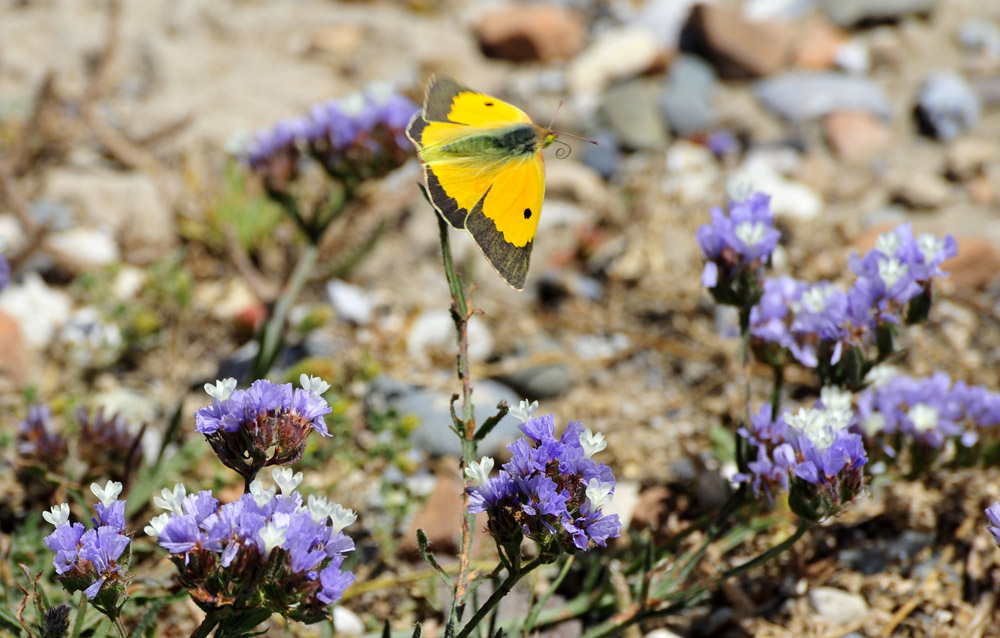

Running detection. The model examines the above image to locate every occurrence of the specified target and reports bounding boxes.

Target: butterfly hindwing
[464,155,544,290]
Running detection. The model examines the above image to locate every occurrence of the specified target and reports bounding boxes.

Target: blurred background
[2,0,1000,636]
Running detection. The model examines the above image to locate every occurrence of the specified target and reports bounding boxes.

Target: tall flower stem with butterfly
[241,88,419,379]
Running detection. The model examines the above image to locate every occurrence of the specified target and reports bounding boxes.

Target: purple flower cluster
[697,192,781,302]
[77,407,145,484]
[43,481,131,609]
[244,86,418,191]
[146,470,356,622]
[194,376,333,482]
[855,368,1000,451]
[0,254,9,289]
[467,415,621,554]
[736,398,868,518]
[748,224,955,381]
[17,403,68,466]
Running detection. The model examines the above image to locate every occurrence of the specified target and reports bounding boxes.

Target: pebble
[0,309,27,388]
[943,237,1000,290]
[406,308,493,363]
[44,168,176,263]
[581,129,622,179]
[946,138,1000,181]
[890,172,953,209]
[822,0,938,27]
[661,54,719,136]
[332,606,365,636]
[914,71,981,141]
[792,18,848,70]
[824,110,891,160]
[500,364,574,400]
[755,71,891,122]
[744,0,820,20]
[0,271,73,349]
[44,227,120,273]
[604,480,641,531]
[958,19,1000,59]
[568,26,662,95]
[728,152,823,220]
[629,0,702,49]
[401,474,488,557]
[644,629,684,638]
[366,375,524,458]
[834,39,872,74]
[599,80,669,151]
[325,279,374,326]
[57,307,124,368]
[681,4,794,78]
[477,4,585,63]
[808,587,869,626]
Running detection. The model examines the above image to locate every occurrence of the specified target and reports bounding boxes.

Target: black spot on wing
[465,196,532,290]
[523,208,532,219]
[423,76,473,123]
[425,168,468,229]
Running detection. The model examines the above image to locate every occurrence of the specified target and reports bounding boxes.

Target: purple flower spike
[195,377,334,483]
[986,502,1000,546]
[467,415,621,555]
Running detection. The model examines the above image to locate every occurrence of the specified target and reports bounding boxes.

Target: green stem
[252,242,319,379]
[769,364,784,418]
[523,555,574,633]
[189,611,222,638]
[113,617,128,638]
[455,557,545,638]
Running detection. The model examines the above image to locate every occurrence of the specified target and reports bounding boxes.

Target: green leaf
[709,424,736,465]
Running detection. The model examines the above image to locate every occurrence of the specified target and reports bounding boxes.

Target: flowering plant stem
[454,555,547,638]
[433,209,479,631]
[252,241,319,380]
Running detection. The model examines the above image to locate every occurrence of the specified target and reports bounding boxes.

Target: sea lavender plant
[194,375,333,487]
[42,481,131,634]
[145,469,356,631]
[697,192,781,313]
[76,407,145,485]
[17,404,68,468]
[467,415,621,559]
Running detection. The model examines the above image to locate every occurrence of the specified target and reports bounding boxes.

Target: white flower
[299,373,331,396]
[204,377,237,402]
[91,480,123,507]
[908,403,939,432]
[825,408,853,432]
[875,230,902,257]
[465,457,494,486]
[43,503,70,528]
[820,386,853,412]
[800,284,837,314]
[259,521,288,553]
[144,513,171,537]
[154,483,187,514]
[585,479,613,509]
[580,429,607,458]
[249,479,276,507]
[307,495,335,523]
[509,399,539,423]
[917,233,945,263]
[862,412,887,437]
[328,504,357,534]
[786,407,834,450]
[271,468,303,495]
[734,220,766,248]
[864,364,899,388]
[727,180,754,203]
[878,257,909,289]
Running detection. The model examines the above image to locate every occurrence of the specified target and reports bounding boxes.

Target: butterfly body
[407,76,554,290]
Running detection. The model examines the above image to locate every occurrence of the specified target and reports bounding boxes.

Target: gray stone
[366,375,523,458]
[958,19,1000,58]
[744,0,820,20]
[500,364,574,400]
[599,81,669,151]
[822,0,938,27]
[914,71,981,141]
[630,0,702,49]
[808,587,869,626]
[582,129,622,179]
[661,55,719,136]
[325,279,374,326]
[755,71,891,122]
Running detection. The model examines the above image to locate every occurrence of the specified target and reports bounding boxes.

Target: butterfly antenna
[546,100,564,132]
[546,100,598,148]
[552,138,572,159]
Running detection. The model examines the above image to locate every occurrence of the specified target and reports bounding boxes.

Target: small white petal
[249,480,277,508]
[908,403,939,432]
[328,504,357,534]
[464,457,494,486]
[580,429,607,458]
[734,220,766,247]
[509,399,539,423]
[259,521,288,553]
[819,386,853,412]
[90,480,123,507]
[144,513,171,537]
[153,483,187,514]
[271,468,303,495]
[585,479,613,509]
[875,231,902,257]
[307,495,334,523]
[205,378,238,401]
[43,503,70,528]
[299,374,331,396]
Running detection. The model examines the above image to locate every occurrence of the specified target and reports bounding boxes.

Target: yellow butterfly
[407,76,558,290]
